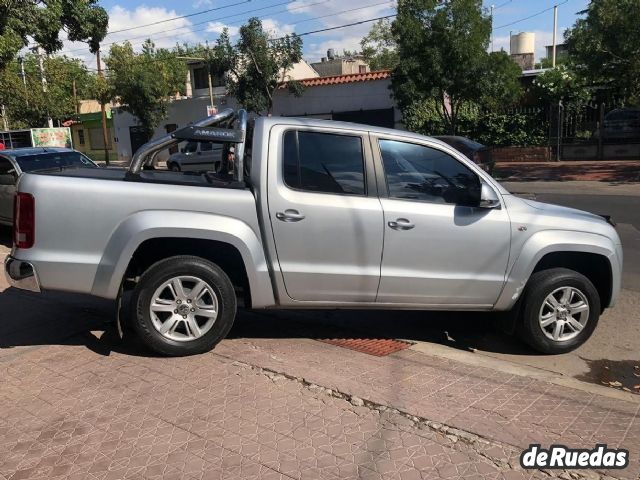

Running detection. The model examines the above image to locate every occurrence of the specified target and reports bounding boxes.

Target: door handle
[276,209,305,222]
[388,218,415,230]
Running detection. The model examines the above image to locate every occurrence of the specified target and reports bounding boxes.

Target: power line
[105,0,256,35]
[493,0,568,31]
[59,0,297,55]
[81,12,398,72]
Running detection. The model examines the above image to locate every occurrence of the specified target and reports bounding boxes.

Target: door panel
[375,137,511,306]
[268,127,383,302]
[378,199,510,305]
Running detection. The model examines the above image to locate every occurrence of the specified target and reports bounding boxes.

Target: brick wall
[491,146,552,162]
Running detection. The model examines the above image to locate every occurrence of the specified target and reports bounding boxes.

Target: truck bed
[36,166,247,189]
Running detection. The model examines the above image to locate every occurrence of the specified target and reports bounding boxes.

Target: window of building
[359,65,367,73]
[283,130,365,195]
[78,129,85,145]
[378,139,479,204]
[192,66,225,90]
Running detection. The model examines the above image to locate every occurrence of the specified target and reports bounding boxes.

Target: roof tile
[280,70,391,89]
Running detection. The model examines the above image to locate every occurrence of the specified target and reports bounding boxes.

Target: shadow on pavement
[0,284,536,357]
[231,308,537,356]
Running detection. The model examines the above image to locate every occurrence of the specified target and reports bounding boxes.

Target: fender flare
[494,229,620,311]
[90,210,275,307]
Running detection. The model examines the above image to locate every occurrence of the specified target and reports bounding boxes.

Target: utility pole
[205,42,215,110]
[19,56,28,106]
[1,105,8,131]
[96,48,110,166]
[35,47,53,128]
[72,79,79,115]
[552,4,558,67]
[490,4,495,52]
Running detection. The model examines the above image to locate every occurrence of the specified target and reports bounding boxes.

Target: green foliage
[105,40,187,139]
[220,18,303,114]
[532,65,591,105]
[391,0,521,134]
[0,54,94,128]
[565,0,640,103]
[0,0,108,72]
[360,19,398,71]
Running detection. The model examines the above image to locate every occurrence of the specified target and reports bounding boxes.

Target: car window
[15,151,97,173]
[184,142,198,153]
[283,130,366,196]
[0,157,14,174]
[379,139,479,204]
[201,142,213,152]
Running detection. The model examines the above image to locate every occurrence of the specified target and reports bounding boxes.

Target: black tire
[131,256,237,356]
[518,267,600,354]
[169,163,181,172]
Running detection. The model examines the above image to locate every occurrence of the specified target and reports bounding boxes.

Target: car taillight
[14,193,35,249]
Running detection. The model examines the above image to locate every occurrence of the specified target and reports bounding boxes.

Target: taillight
[14,193,35,249]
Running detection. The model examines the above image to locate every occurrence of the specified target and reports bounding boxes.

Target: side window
[0,158,14,174]
[184,142,198,153]
[379,139,479,204]
[201,142,213,152]
[282,130,366,195]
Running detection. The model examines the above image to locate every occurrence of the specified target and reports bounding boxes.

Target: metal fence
[553,102,640,160]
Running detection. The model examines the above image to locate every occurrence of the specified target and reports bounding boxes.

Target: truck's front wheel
[518,268,600,354]
[131,256,237,356]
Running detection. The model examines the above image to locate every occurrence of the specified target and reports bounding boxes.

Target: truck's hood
[520,198,607,223]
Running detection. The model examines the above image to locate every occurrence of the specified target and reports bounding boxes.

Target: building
[63,100,116,159]
[544,43,569,62]
[310,50,370,77]
[510,32,536,71]
[185,59,319,100]
[112,70,398,163]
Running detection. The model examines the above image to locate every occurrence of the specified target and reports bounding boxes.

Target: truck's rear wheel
[518,268,600,354]
[131,256,236,356]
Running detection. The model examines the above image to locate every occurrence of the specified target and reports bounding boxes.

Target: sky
[58,0,591,69]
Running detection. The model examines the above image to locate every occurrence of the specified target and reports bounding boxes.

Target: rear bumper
[4,256,41,293]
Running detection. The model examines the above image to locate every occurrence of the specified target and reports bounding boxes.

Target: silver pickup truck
[5,109,622,356]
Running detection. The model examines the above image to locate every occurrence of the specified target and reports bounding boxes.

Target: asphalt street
[0,183,638,394]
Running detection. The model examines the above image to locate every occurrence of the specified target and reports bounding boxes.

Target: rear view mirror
[0,173,15,186]
[478,182,500,209]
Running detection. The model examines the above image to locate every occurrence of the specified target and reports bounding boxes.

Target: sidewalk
[0,306,638,479]
[494,161,640,183]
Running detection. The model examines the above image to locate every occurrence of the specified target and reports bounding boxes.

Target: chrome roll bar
[128,108,236,175]
[233,109,248,182]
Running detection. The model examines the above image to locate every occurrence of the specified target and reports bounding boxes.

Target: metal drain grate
[318,338,414,357]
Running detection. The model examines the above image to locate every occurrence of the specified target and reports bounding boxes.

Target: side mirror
[0,173,16,186]
[478,182,500,209]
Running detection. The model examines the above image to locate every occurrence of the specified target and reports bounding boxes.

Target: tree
[479,51,523,110]
[532,64,591,105]
[390,0,520,134]
[0,1,108,72]
[361,19,399,71]
[105,40,187,140]
[565,0,640,103]
[219,18,304,114]
[0,53,95,128]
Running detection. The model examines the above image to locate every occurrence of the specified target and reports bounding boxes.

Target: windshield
[16,151,97,172]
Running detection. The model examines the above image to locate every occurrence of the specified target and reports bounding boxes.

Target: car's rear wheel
[131,256,236,356]
[518,268,600,354]
[169,162,181,172]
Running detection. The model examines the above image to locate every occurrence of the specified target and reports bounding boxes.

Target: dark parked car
[601,108,640,140]
[433,136,495,174]
[0,147,97,225]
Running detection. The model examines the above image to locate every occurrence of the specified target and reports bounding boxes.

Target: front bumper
[4,256,41,293]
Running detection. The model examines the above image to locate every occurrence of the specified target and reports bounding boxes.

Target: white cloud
[261,19,295,38]
[57,5,199,67]
[206,22,239,37]
[192,0,213,8]
[286,0,395,59]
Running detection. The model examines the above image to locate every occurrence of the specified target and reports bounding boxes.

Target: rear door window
[283,130,366,195]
